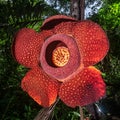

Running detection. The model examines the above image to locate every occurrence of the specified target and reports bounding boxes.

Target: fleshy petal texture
[12,28,44,68]
[59,66,106,107]
[40,29,54,40]
[41,15,76,30]
[21,67,60,107]
[73,20,109,67]
[54,21,76,35]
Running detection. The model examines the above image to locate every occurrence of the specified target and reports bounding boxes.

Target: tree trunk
[70,0,85,20]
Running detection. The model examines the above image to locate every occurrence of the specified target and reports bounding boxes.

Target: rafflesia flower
[12,15,109,108]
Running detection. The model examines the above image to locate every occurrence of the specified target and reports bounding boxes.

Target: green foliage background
[0,0,120,120]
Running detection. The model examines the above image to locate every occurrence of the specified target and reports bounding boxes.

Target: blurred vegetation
[0,0,120,120]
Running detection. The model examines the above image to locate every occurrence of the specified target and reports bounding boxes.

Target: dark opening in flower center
[52,46,70,67]
[45,41,68,68]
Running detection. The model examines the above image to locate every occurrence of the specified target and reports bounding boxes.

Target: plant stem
[79,106,84,120]
[80,0,85,20]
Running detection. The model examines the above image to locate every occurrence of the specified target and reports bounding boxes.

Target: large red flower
[12,15,109,108]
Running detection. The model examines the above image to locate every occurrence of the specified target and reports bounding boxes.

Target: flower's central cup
[40,34,81,81]
[52,46,70,67]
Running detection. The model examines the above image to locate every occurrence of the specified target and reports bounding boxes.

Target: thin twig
[79,106,84,120]
[1,96,14,120]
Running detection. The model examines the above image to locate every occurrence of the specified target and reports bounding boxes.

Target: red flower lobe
[59,67,106,107]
